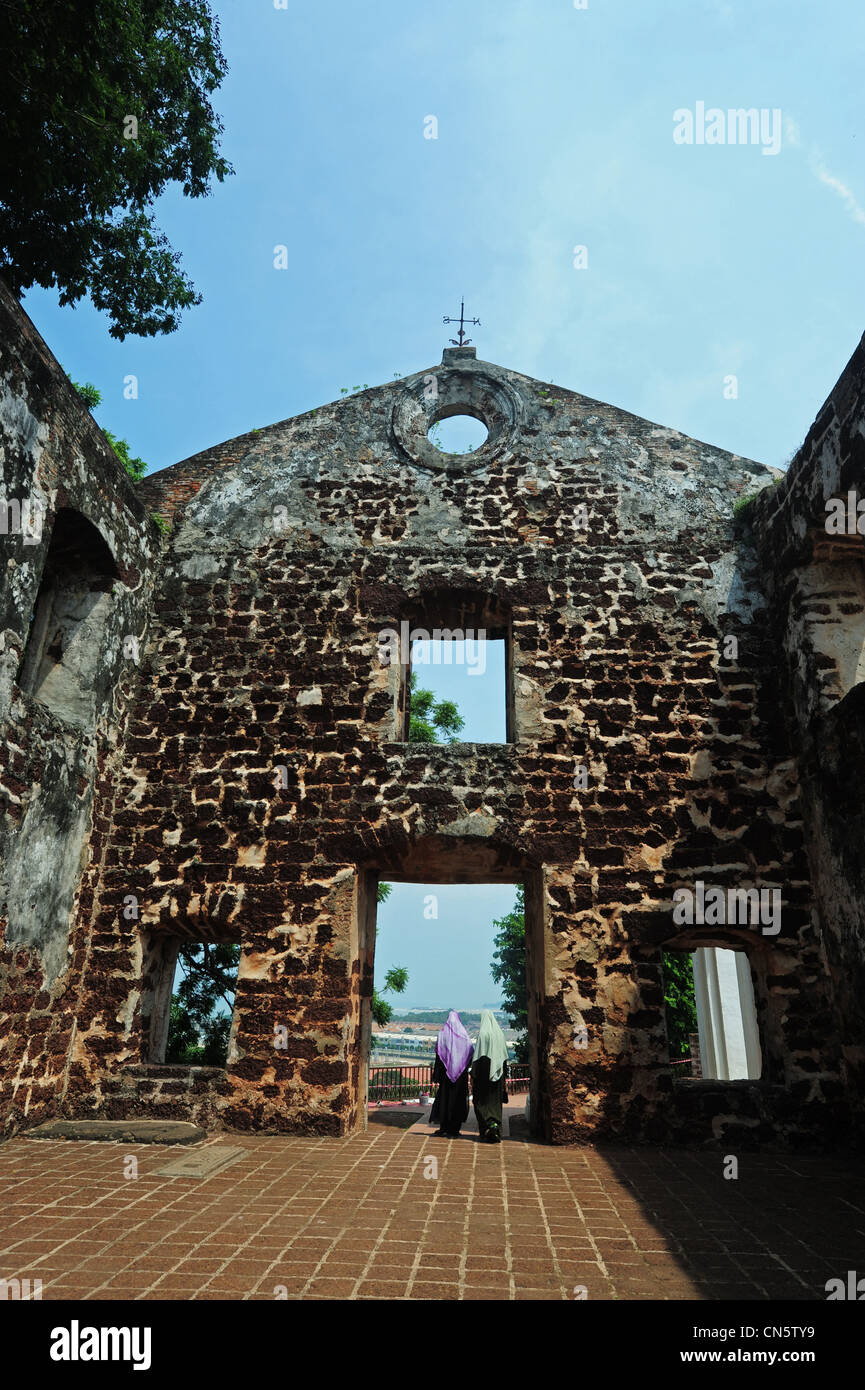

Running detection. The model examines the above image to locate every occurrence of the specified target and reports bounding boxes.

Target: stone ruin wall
[0,282,160,1138]
[752,330,865,1127]
[1,290,863,1150]
[60,348,841,1147]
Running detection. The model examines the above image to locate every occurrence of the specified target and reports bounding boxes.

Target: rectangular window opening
[403,633,511,744]
[142,934,240,1067]
[663,946,762,1081]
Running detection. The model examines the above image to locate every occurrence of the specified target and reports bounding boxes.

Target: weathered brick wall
[0,280,160,1138]
[62,346,847,1147]
[752,332,865,1141]
[4,313,862,1150]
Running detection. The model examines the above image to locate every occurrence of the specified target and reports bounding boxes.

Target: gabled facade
[2,282,864,1148]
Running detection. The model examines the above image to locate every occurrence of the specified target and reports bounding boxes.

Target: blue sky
[397,642,510,1009]
[21,0,865,1006]
[23,0,865,476]
[412,638,507,743]
[375,883,519,1012]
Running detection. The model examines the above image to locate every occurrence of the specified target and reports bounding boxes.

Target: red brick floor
[1,1118,862,1301]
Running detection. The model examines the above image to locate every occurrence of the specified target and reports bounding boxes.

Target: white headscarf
[472,1009,509,1083]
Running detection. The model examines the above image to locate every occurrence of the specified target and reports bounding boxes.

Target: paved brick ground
[1,1118,862,1301]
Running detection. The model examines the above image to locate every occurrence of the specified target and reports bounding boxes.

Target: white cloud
[810,158,865,228]
[784,117,801,148]
[786,113,865,229]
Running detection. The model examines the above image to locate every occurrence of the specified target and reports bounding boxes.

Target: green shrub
[68,376,148,482]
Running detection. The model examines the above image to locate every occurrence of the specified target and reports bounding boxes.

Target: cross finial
[443,297,480,347]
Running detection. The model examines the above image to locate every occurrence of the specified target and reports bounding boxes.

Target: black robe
[429,1049,470,1135]
[472,1056,509,1139]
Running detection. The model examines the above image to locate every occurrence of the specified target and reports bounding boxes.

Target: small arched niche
[18,508,121,728]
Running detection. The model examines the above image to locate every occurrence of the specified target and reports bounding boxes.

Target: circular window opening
[427,415,489,455]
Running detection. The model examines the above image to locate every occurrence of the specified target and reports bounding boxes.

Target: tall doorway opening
[357,856,547,1139]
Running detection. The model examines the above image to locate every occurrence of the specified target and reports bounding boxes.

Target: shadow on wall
[4,509,124,985]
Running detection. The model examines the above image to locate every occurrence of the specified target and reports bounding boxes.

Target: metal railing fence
[369,1063,530,1103]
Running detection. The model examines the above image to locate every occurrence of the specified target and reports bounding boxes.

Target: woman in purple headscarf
[429,1011,474,1137]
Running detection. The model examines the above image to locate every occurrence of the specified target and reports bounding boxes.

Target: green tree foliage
[0,0,232,339]
[165,942,240,1066]
[69,379,147,481]
[102,430,147,482]
[371,993,391,1027]
[73,381,101,410]
[490,886,528,1062]
[408,670,465,744]
[661,950,698,1059]
[372,882,408,1025]
[372,967,408,1027]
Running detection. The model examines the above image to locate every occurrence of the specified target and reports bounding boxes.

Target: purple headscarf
[436,1010,474,1082]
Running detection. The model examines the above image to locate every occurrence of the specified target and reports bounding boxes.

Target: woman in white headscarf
[471,1010,510,1143]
